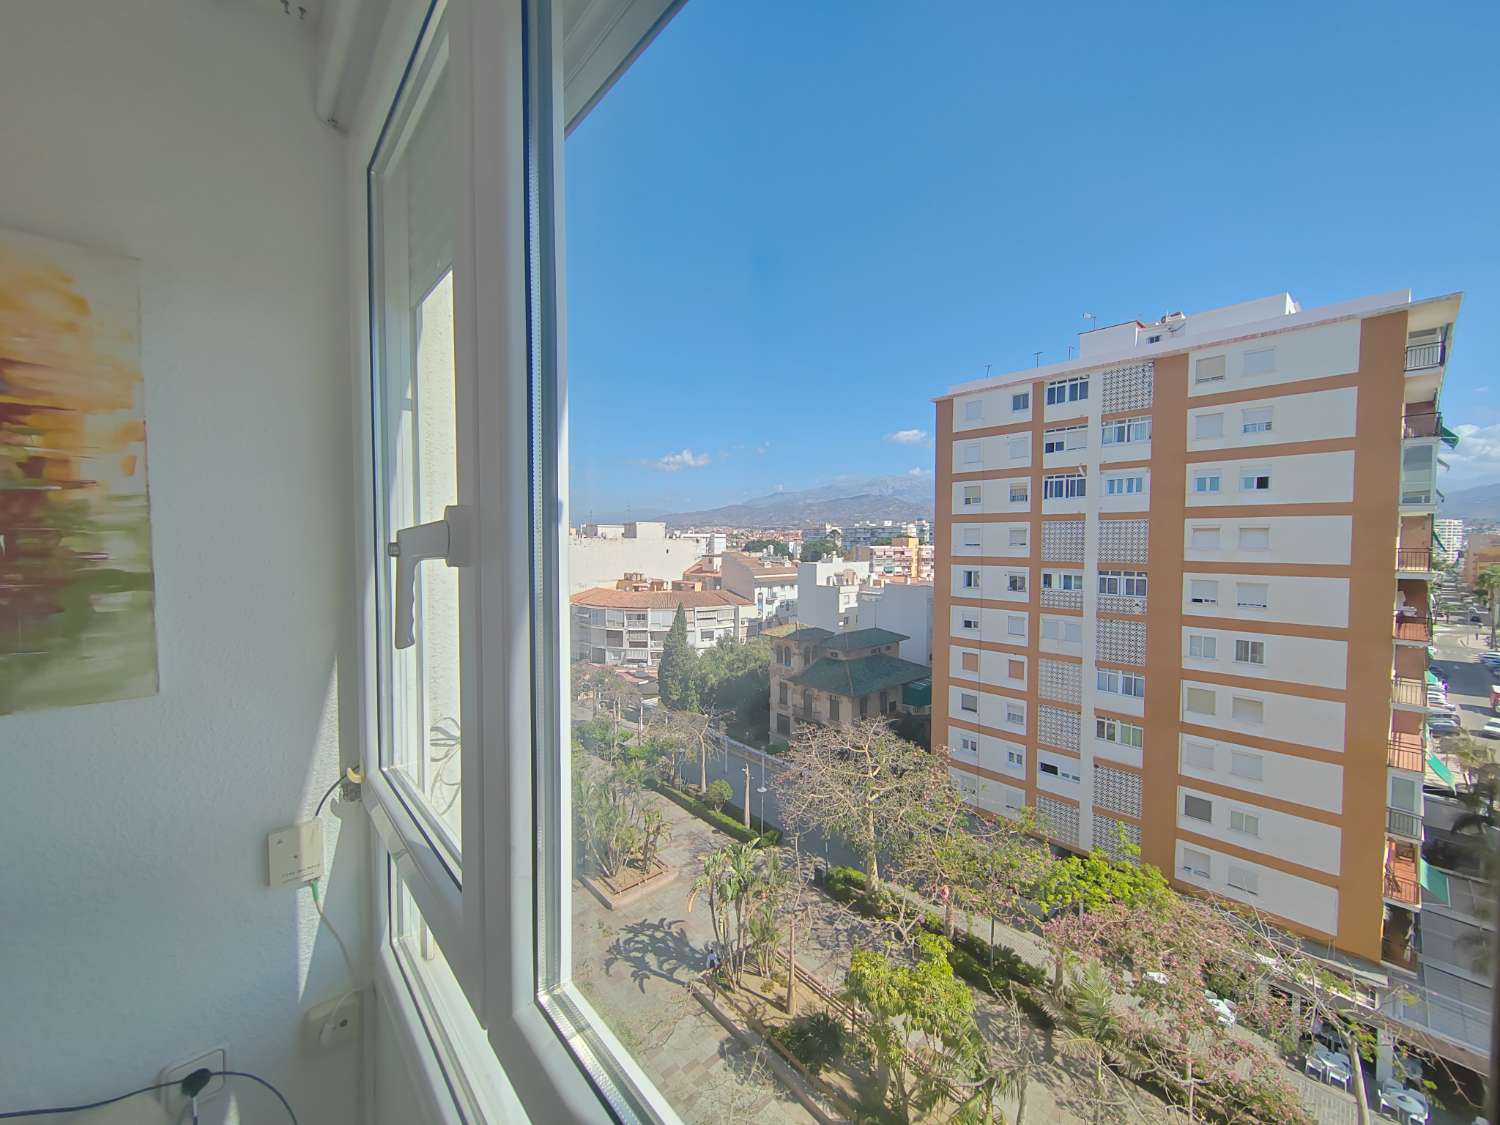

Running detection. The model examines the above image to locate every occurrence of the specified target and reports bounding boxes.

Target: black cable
[313,774,342,818]
[2,1070,297,1123]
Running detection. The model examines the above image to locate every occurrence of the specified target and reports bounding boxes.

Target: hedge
[649,778,781,846]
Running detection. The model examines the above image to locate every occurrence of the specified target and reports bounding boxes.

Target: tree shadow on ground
[604,915,702,993]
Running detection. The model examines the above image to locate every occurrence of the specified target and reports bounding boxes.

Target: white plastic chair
[1325,1061,1352,1091]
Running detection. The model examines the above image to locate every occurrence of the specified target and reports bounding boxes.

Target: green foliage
[801,537,837,562]
[772,1013,845,1075]
[649,778,780,846]
[657,605,701,711]
[574,715,623,754]
[1035,849,1171,915]
[696,635,770,715]
[742,538,790,558]
[704,778,734,810]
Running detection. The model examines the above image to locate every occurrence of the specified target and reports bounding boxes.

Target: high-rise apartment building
[934,289,1460,967]
[1432,518,1463,567]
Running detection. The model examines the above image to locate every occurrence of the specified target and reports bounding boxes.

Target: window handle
[388,505,471,650]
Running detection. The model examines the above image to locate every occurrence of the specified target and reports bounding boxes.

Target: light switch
[268,819,324,887]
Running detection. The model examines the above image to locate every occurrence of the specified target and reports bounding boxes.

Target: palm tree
[1061,961,1148,1125]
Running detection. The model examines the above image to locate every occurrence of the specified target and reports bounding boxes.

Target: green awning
[1440,425,1461,449]
[1425,670,1441,687]
[1432,528,1447,552]
[1427,752,1456,788]
[1426,646,1437,660]
[1419,859,1450,906]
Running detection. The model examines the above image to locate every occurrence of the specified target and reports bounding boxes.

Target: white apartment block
[570,585,751,666]
[935,288,1471,1065]
[1432,518,1462,567]
[796,557,875,632]
[567,521,713,594]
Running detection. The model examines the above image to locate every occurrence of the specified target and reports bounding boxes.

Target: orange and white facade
[933,289,1461,965]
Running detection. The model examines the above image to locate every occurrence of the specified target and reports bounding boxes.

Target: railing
[1384,841,1421,905]
[1387,807,1423,839]
[1402,411,1441,439]
[1391,677,1428,707]
[1395,547,1432,571]
[1406,341,1446,372]
[1387,732,1425,773]
[1393,613,1433,642]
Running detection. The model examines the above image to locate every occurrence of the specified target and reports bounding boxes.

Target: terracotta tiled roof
[570,587,750,609]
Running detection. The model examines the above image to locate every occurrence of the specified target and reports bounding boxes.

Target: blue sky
[564,0,1499,520]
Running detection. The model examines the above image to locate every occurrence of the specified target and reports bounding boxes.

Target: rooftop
[763,624,835,643]
[819,626,908,652]
[570,587,751,609]
[790,652,932,698]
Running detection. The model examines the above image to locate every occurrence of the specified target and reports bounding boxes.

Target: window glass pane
[370,27,463,851]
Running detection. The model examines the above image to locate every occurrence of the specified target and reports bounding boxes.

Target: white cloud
[907,467,931,477]
[885,428,928,445]
[650,448,710,472]
[1442,423,1500,488]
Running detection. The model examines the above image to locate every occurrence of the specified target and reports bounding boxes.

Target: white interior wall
[0,4,366,1122]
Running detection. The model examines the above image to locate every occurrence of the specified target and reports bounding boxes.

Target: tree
[1035,847,1171,916]
[687,841,764,985]
[963,991,1043,1124]
[658,604,701,711]
[775,718,960,891]
[842,932,979,1123]
[801,537,837,562]
[704,778,733,811]
[743,538,790,558]
[1477,564,1500,650]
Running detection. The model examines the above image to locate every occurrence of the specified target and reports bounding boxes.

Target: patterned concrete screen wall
[1097,618,1146,665]
[1100,361,1154,414]
[1042,520,1085,562]
[1037,704,1081,751]
[1037,795,1081,846]
[1099,519,1149,564]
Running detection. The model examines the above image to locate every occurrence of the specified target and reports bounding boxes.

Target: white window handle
[388,504,471,650]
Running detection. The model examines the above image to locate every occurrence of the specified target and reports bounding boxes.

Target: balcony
[1384,839,1421,905]
[1395,547,1433,573]
[1405,340,1446,373]
[1388,731,1425,773]
[1387,806,1423,840]
[1391,676,1429,708]
[1394,612,1433,644]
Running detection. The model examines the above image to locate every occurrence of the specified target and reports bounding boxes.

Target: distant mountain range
[651,473,936,529]
[1440,482,1500,522]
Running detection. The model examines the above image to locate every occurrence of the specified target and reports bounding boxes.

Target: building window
[1101,416,1151,445]
[1005,702,1025,726]
[1104,474,1144,495]
[1045,375,1089,405]
[1192,471,1221,494]
[1242,348,1275,376]
[1042,571,1084,591]
[1231,696,1264,725]
[959,692,978,714]
[1227,865,1260,894]
[1008,527,1027,547]
[962,526,982,548]
[963,442,981,466]
[1043,424,1088,454]
[1229,808,1261,837]
[1007,573,1027,593]
[961,614,980,631]
[962,569,980,589]
[1095,717,1143,748]
[778,683,788,705]
[1007,658,1025,679]
[1237,526,1270,551]
[829,697,841,721]
[1194,355,1226,384]
[964,398,983,421]
[1012,391,1030,411]
[1189,580,1219,606]
[1182,847,1211,878]
[1188,634,1217,660]
[961,652,979,673]
[1007,749,1024,767]
[1185,687,1217,715]
[777,714,791,735]
[1183,794,1214,822]
[1006,614,1026,637]
[958,733,977,754]
[1182,741,1215,771]
[1008,481,1028,503]
[1234,638,1265,666]
[1042,473,1087,500]
[1229,750,1263,780]
[1235,582,1269,609]
[1097,670,1142,698]
[1241,406,1273,434]
[1189,526,1221,550]
[1098,570,1147,597]
[1239,469,1271,492]
[1194,412,1224,439]
[963,484,981,507]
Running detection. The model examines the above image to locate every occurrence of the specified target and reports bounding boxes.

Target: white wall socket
[305,989,362,1049]
[158,1046,226,1112]
[268,819,324,886]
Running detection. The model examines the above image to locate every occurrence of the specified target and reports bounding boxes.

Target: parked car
[1428,716,1462,736]
[1481,719,1500,739]
[1478,651,1500,666]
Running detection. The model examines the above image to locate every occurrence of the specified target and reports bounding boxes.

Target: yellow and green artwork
[1,227,158,715]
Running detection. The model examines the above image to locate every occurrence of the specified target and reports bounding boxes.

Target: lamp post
[742,762,751,829]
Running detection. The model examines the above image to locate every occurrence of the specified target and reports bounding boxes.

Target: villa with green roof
[766,623,931,745]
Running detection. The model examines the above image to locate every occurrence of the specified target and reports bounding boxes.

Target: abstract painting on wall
[1,227,158,715]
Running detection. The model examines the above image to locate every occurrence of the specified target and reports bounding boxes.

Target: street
[1430,620,1498,744]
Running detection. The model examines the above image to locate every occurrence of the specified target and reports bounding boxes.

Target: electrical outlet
[158,1046,226,1113]
[305,990,362,1049]
[268,819,324,886]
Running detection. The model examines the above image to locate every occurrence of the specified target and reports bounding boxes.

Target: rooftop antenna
[984,363,992,377]
[1083,312,1098,332]
[1067,344,1076,359]
[1033,351,1043,367]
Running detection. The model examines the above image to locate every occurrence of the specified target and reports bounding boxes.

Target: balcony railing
[1391,677,1428,707]
[1394,612,1433,643]
[1387,732,1425,773]
[1403,411,1441,439]
[1406,341,1446,372]
[1395,547,1432,572]
[1387,807,1423,840]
